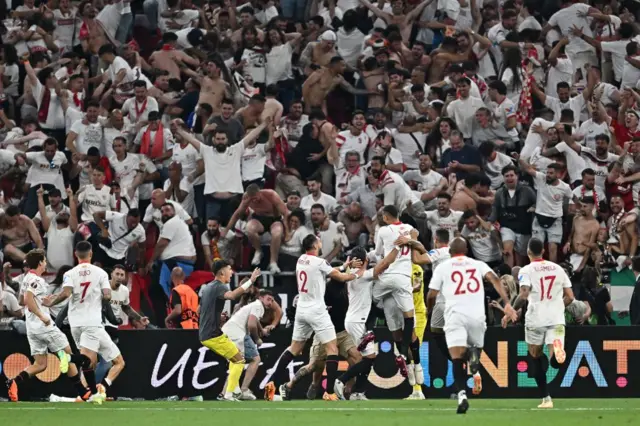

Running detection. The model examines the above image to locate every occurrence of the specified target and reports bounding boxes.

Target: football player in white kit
[334,245,399,400]
[505,238,574,409]
[373,205,416,378]
[264,234,363,402]
[6,249,89,402]
[428,238,516,414]
[43,241,125,405]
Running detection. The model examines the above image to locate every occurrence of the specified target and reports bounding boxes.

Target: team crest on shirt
[553,194,562,200]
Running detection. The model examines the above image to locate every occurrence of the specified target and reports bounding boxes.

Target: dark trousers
[22,183,56,218]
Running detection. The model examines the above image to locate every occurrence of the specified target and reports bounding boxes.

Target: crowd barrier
[1,326,639,400]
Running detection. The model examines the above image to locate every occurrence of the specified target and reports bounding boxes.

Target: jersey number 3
[80,281,91,303]
[452,269,480,295]
[298,271,308,293]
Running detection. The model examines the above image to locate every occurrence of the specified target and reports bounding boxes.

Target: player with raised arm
[334,245,399,400]
[507,238,574,409]
[43,241,125,405]
[265,234,363,402]
[427,238,517,414]
[373,205,416,379]
[6,249,89,403]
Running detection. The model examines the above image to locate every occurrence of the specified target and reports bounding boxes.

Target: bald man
[427,237,516,414]
[143,188,193,232]
[165,267,200,329]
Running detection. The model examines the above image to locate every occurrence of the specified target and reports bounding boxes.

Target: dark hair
[288,208,306,224]
[548,163,564,171]
[632,256,640,273]
[309,109,326,121]
[557,81,571,92]
[25,249,46,270]
[133,80,147,89]
[75,241,93,257]
[489,80,507,95]
[86,99,100,109]
[302,234,318,252]
[435,229,450,244]
[127,208,140,218]
[595,134,610,144]
[98,44,115,56]
[382,205,399,218]
[371,155,385,164]
[3,44,18,65]
[437,192,452,201]
[528,238,544,256]
[212,259,230,275]
[582,168,595,177]
[43,138,57,148]
[5,205,20,217]
[113,264,127,272]
[37,67,54,86]
[163,32,179,43]
[478,141,496,157]
[310,203,325,213]
[329,56,344,66]
[350,246,368,262]
[499,48,522,94]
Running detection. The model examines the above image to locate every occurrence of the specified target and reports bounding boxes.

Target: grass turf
[2,399,640,426]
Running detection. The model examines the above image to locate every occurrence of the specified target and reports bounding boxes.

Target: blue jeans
[280,0,306,21]
[205,195,240,227]
[116,12,133,44]
[143,0,159,30]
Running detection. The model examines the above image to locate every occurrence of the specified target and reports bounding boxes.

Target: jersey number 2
[539,276,556,301]
[298,271,308,293]
[80,281,91,303]
[452,269,480,295]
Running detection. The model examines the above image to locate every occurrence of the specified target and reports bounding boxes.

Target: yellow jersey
[412,264,427,315]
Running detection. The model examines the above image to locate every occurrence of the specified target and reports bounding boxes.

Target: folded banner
[1,327,639,400]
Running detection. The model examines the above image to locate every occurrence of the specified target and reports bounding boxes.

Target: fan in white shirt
[106,266,148,329]
[334,113,371,166]
[446,79,484,139]
[427,238,516,414]
[76,168,111,222]
[504,238,573,409]
[371,159,420,216]
[99,46,148,96]
[143,189,193,232]
[300,176,338,220]
[478,142,515,190]
[66,102,104,157]
[163,162,196,218]
[122,82,160,125]
[425,193,463,242]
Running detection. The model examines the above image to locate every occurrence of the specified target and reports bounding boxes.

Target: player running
[43,241,125,405]
[199,261,261,401]
[6,249,89,402]
[507,238,574,409]
[373,205,417,379]
[221,289,275,400]
[264,234,362,401]
[428,238,516,414]
[334,245,398,400]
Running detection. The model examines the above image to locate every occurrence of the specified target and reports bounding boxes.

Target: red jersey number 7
[80,281,91,303]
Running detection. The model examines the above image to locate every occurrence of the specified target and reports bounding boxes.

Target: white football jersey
[375,222,415,276]
[296,254,334,309]
[63,263,110,327]
[106,284,130,328]
[519,259,571,327]
[429,255,493,322]
[427,247,451,304]
[345,269,375,323]
[425,210,464,241]
[222,299,265,338]
[23,272,53,335]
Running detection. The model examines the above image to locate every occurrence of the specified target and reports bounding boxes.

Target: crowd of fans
[1,0,640,329]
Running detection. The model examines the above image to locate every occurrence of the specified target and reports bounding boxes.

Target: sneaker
[221,393,240,402]
[553,339,566,364]
[357,331,375,352]
[279,384,291,401]
[403,392,418,400]
[407,363,416,386]
[395,355,408,378]
[268,262,281,274]
[306,384,317,400]
[6,379,18,402]
[238,390,256,401]
[97,384,107,398]
[414,364,425,385]
[322,392,339,401]
[457,398,469,414]
[334,379,346,400]
[264,381,276,401]
[251,250,263,266]
[414,390,426,400]
[538,397,553,409]
[472,372,482,395]
[87,393,105,405]
[350,392,368,400]
[58,351,70,374]
[49,394,61,402]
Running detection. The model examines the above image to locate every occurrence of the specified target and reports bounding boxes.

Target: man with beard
[519,159,580,262]
[425,193,463,244]
[206,99,244,146]
[460,211,503,268]
[93,209,146,270]
[202,218,234,271]
[411,154,447,211]
[145,203,197,324]
[569,169,606,216]
[221,184,288,274]
[183,58,232,114]
[489,165,536,268]
[365,109,392,142]
[33,188,70,231]
[279,100,309,148]
[564,197,600,274]
[66,101,104,158]
[370,156,424,221]
[436,130,482,181]
[607,194,638,264]
[369,131,404,173]
[538,123,586,188]
[22,138,67,217]
[122,81,160,130]
[174,119,267,224]
[105,265,148,338]
[333,111,370,166]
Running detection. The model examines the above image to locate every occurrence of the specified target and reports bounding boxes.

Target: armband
[241,281,252,291]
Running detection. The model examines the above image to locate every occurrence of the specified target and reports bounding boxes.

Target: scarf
[611,210,625,236]
[72,91,84,110]
[581,186,599,212]
[135,98,148,120]
[338,166,361,198]
[209,237,221,261]
[270,131,290,171]
[140,124,165,160]
[516,49,538,126]
[38,87,52,124]
[162,44,174,51]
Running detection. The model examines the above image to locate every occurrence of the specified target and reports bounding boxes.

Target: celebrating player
[264,234,362,402]
[199,261,260,401]
[43,241,126,405]
[373,205,417,379]
[6,249,89,402]
[509,238,574,409]
[428,238,516,414]
[334,245,398,400]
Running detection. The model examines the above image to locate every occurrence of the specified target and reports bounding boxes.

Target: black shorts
[93,244,126,271]
[251,215,282,233]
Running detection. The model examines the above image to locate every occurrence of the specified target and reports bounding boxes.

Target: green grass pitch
[2,399,640,426]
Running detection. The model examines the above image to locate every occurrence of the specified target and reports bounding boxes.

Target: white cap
[319,30,337,42]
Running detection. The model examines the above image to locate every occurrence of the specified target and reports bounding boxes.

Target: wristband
[241,281,253,291]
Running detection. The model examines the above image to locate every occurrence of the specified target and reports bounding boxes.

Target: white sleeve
[159,220,176,240]
[320,260,334,275]
[100,271,110,290]
[143,205,153,223]
[518,267,532,287]
[428,266,444,291]
[62,272,73,289]
[177,203,192,221]
[123,288,131,306]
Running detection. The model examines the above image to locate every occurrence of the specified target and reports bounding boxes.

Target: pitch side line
[1,407,639,412]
